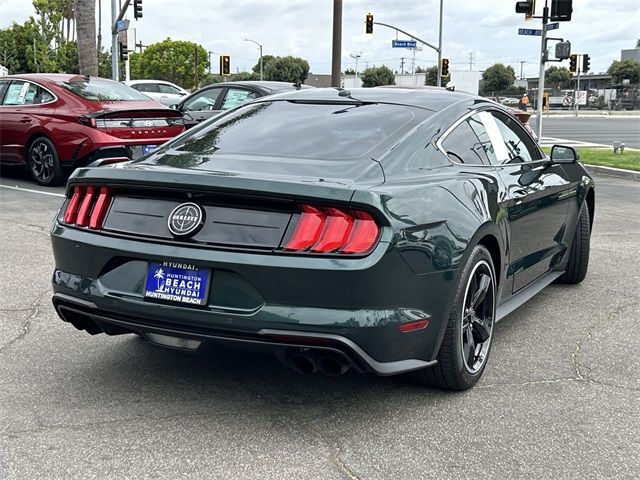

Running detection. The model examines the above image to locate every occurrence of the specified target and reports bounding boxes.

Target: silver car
[124,80,189,107]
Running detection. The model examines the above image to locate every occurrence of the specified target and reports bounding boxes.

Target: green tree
[253,54,275,75]
[480,63,516,95]
[344,68,355,75]
[424,66,438,86]
[415,66,425,74]
[545,66,572,89]
[607,59,640,85]
[263,55,309,83]
[134,38,209,89]
[360,65,395,87]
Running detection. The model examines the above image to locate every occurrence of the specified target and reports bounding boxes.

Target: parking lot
[0,172,638,479]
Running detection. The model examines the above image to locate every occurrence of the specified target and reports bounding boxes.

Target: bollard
[620,143,625,154]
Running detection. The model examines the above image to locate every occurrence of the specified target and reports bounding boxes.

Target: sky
[0,0,639,78]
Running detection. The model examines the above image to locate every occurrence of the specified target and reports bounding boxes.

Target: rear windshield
[162,100,426,160]
[57,77,149,101]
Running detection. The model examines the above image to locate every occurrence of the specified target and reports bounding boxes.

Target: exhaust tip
[288,353,317,375]
[317,355,351,377]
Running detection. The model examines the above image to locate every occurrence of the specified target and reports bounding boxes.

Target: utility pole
[535,0,549,141]
[400,57,405,74]
[244,39,263,80]
[574,62,581,117]
[111,0,118,80]
[208,51,212,74]
[437,0,443,86]
[330,0,342,87]
[468,52,474,71]
[520,60,526,79]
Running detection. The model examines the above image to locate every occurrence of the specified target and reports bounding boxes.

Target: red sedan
[0,74,185,185]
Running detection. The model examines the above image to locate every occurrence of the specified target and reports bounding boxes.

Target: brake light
[62,185,113,230]
[285,205,380,255]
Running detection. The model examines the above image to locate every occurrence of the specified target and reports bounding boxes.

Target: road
[0,173,639,479]
[534,116,640,149]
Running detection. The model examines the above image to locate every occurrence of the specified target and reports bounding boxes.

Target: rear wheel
[27,136,65,186]
[555,203,590,284]
[416,245,496,391]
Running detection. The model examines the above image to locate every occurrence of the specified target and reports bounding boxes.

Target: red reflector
[399,319,429,333]
[310,208,354,253]
[63,186,84,224]
[89,187,112,229]
[339,211,379,254]
[75,186,96,227]
[285,206,326,250]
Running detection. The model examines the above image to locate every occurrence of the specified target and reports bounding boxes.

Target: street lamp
[244,38,263,81]
[349,51,362,85]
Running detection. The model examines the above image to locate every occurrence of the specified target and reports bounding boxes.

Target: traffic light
[133,0,143,20]
[119,42,128,62]
[441,58,449,77]
[515,0,535,18]
[582,54,590,73]
[220,55,231,76]
[569,54,577,73]
[365,13,373,34]
[550,0,572,21]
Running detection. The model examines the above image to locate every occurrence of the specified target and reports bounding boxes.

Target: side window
[441,118,491,165]
[488,111,541,164]
[183,88,222,111]
[221,88,257,110]
[37,87,55,103]
[158,84,181,94]
[135,83,159,93]
[3,81,30,105]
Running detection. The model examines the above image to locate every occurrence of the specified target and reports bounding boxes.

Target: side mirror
[550,145,579,164]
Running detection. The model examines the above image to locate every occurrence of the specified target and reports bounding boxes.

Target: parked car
[0,74,185,185]
[50,88,594,390]
[175,80,313,128]
[500,97,520,106]
[124,79,189,107]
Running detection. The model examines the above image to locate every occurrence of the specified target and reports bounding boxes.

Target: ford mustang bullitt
[50,87,594,390]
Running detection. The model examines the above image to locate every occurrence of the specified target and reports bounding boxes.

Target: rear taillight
[285,205,380,255]
[62,185,113,230]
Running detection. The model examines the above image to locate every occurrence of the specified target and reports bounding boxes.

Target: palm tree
[75,0,97,76]
[153,268,165,291]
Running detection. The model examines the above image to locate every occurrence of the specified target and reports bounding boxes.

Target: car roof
[256,87,484,112]
[124,79,179,85]
[205,80,314,92]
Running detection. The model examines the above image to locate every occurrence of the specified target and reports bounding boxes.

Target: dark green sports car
[50,87,595,390]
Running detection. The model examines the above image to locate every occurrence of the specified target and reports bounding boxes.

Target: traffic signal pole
[535,1,549,141]
[111,0,119,80]
[437,0,443,87]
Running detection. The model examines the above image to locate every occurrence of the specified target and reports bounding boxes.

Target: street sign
[117,19,129,31]
[392,40,417,48]
[545,22,559,31]
[518,28,542,36]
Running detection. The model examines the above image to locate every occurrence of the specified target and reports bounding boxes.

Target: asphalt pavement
[0,173,639,479]
[535,115,640,149]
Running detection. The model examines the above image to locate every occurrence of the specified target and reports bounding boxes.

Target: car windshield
[58,76,150,101]
[156,100,427,160]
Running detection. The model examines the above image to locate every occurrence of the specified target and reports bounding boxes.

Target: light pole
[208,51,213,74]
[349,51,361,86]
[244,38,263,80]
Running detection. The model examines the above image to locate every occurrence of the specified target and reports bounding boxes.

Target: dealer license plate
[144,261,210,306]
[142,144,158,155]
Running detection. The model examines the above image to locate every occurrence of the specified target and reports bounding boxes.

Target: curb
[583,164,640,182]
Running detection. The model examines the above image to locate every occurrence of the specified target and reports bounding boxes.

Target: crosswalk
[538,136,609,148]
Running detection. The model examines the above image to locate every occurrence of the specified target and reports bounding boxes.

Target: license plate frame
[142,144,159,156]
[144,261,211,307]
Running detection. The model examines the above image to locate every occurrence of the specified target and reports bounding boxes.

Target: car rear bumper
[50,223,458,374]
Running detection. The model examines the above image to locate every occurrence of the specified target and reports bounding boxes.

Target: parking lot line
[0,184,65,197]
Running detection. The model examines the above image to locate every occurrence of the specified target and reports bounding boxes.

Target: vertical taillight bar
[63,186,84,224]
[62,185,112,230]
[88,187,112,229]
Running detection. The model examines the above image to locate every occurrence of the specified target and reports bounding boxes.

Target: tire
[415,245,497,391]
[555,203,590,285]
[27,136,65,186]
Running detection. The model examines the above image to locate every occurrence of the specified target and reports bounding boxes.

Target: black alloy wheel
[460,259,495,374]
[416,245,496,390]
[27,136,64,186]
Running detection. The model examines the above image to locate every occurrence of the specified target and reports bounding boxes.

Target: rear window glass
[57,77,149,101]
[162,101,423,160]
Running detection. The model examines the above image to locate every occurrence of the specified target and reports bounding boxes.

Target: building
[621,40,640,62]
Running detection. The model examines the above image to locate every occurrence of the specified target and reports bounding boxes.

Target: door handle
[20,117,33,124]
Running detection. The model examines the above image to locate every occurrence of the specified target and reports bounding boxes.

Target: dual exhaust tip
[287,351,352,377]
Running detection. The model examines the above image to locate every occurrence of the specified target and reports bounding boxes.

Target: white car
[124,80,188,107]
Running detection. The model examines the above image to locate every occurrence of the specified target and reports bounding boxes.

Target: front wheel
[416,245,497,391]
[27,136,65,186]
